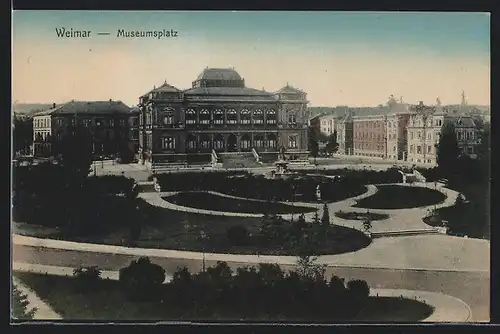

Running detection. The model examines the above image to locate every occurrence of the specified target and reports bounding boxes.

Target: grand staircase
[218,152,261,169]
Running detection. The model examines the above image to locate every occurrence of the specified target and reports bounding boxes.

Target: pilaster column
[237,133,241,152]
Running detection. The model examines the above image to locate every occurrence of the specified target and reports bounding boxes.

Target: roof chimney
[109,99,112,102]
[52,103,56,108]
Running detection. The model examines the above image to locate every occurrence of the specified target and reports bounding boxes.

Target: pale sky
[12,11,490,107]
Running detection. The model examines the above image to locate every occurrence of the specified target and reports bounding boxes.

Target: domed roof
[196,68,243,81]
[276,84,305,94]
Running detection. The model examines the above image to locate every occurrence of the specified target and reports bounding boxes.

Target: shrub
[346,279,370,301]
[119,257,166,301]
[72,266,102,292]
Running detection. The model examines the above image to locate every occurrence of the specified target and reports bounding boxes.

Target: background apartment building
[406,101,480,165]
[319,114,336,136]
[32,100,132,158]
[335,112,353,155]
[386,112,412,161]
[352,114,387,158]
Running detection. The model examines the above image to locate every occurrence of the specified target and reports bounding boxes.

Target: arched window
[240,134,251,150]
[266,109,276,124]
[254,135,265,148]
[213,134,224,150]
[186,109,196,125]
[186,134,197,150]
[199,109,210,125]
[163,107,175,125]
[200,135,211,149]
[240,109,251,125]
[213,109,224,125]
[227,109,237,124]
[253,109,264,124]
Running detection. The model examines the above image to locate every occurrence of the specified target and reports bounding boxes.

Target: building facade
[318,113,336,136]
[335,112,353,155]
[352,114,387,158]
[32,100,132,158]
[138,68,309,166]
[406,101,480,165]
[386,111,412,161]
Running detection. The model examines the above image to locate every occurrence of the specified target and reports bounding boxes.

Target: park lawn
[163,191,317,214]
[425,182,490,239]
[14,272,434,322]
[21,197,370,256]
[354,185,446,210]
[334,211,390,222]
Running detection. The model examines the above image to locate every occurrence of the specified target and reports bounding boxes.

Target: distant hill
[12,103,53,117]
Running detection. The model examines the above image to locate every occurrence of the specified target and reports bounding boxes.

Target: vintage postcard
[11,11,490,323]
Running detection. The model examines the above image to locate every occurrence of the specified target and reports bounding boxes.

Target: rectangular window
[410,145,414,153]
[214,119,224,125]
[83,119,91,127]
[417,146,422,154]
[288,136,298,149]
[427,145,432,153]
[186,119,196,125]
[417,131,421,139]
[410,132,414,140]
[120,119,125,127]
[199,119,210,125]
[427,133,432,140]
[240,119,251,125]
[109,119,115,127]
[457,132,463,140]
[162,137,176,150]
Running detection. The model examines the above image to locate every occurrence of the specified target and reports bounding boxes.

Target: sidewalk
[13,262,472,322]
[370,288,472,322]
[12,276,62,320]
[13,233,490,272]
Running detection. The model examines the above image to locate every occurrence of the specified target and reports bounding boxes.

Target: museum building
[138,67,309,167]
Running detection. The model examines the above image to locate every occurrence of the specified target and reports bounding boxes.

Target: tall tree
[325,130,339,155]
[321,203,330,228]
[13,116,33,156]
[59,123,93,181]
[436,122,460,175]
[307,126,319,164]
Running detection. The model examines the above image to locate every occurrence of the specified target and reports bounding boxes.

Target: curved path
[13,262,472,322]
[144,182,458,234]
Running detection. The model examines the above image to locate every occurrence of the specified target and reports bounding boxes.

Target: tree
[307,126,319,164]
[59,128,93,181]
[325,130,339,155]
[436,122,460,175]
[117,142,135,164]
[321,203,330,228]
[119,257,166,301]
[13,116,33,156]
[12,284,37,320]
[346,279,370,302]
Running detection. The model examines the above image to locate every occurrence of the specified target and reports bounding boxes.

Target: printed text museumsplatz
[117,29,178,39]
